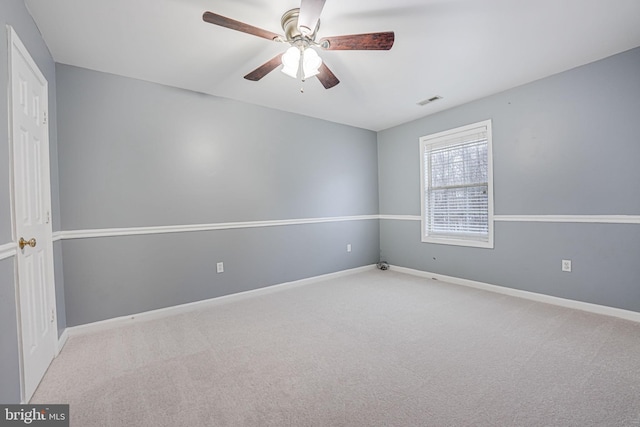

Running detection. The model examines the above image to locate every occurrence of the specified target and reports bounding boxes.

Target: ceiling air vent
[417,96,442,106]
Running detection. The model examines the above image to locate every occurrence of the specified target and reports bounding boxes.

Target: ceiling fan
[203,0,395,89]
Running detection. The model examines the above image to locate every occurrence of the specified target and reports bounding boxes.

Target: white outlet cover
[562,260,572,272]
[216,262,224,273]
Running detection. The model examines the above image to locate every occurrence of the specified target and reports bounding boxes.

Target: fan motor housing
[281,8,319,42]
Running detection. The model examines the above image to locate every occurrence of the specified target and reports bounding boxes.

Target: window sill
[421,236,494,249]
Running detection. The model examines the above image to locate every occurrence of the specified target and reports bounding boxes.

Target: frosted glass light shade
[281,47,300,78]
[302,48,322,79]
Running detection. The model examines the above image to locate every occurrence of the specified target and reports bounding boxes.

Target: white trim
[419,120,491,146]
[380,215,640,225]
[0,242,16,260]
[40,214,640,243]
[379,215,421,221]
[390,265,640,323]
[57,215,379,240]
[422,235,494,249]
[66,265,376,337]
[494,215,640,224]
[56,329,68,355]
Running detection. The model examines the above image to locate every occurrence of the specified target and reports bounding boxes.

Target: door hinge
[46,210,50,224]
[50,309,55,324]
[43,111,47,125]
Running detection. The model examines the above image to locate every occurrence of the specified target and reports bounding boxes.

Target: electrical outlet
[562,259,572,272]
[216,262,224,273]
[347,244,352,253]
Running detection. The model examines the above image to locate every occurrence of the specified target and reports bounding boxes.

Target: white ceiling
[24,0,640,131]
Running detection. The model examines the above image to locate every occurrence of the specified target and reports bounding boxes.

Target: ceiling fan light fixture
[281,46,301,78]
[302,47,322,79]
[203,3,393,89]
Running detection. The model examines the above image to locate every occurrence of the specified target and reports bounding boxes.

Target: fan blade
[319,32,395,50]
[244,54,284,81]
[298,0,326,35]
[316,63,340,89]
[203,11,282,41]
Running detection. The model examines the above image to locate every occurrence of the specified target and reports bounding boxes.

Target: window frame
[419,119,494,249]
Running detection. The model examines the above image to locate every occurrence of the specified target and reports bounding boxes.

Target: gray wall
[56,65,380,326]
[0,0,63,404]
[378,47,640,312]
[0,259,20,404]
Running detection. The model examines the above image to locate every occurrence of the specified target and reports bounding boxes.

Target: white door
[8,26,58,403]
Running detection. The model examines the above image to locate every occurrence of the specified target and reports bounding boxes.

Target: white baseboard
[56,329,68,355]
[60,263,639,340]
[65,265,376,337]
[391,265,640,323]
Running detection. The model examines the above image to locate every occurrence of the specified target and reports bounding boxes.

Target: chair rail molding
[380,214,640,224]
[46,214,640,242]
[0,242,17,260]
[494,215,640,224]
[56,215,380,240]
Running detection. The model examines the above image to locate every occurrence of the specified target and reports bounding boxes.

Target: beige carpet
[32,269,640,426]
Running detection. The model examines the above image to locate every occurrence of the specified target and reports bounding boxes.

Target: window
[420,120,494,248]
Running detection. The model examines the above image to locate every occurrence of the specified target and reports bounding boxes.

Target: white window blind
[420,120,494,248]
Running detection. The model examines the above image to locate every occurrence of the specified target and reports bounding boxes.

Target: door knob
[19,237,36,250]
